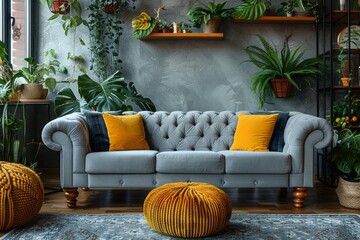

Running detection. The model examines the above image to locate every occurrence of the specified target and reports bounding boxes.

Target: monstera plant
[233,0,271,20]
[132,12,157,39]
[54,71,156,116]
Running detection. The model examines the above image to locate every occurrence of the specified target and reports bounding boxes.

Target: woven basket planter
[144,182,232,238]
[0,162,44,230]
[336,177,360,209]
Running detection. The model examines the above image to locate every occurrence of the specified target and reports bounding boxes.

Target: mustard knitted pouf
[0,161,44,231]
[143,182,232,238]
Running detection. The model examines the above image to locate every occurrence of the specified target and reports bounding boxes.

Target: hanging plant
[88,0,136,80]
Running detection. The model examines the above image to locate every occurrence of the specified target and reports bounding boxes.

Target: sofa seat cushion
[219,151,291,174]
[156,151,224,174]
[86,150,158,174]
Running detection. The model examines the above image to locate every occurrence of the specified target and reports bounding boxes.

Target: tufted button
[253,180,258,185]
[119,179,124,185]
[152,180,157,185]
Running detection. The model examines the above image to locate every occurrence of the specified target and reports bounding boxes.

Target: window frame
[1,0,33,63]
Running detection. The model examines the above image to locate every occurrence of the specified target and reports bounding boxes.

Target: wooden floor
[39,171,360,214]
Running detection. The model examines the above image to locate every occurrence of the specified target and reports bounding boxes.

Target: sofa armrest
[283,112,333,187]
[42,112,91,187]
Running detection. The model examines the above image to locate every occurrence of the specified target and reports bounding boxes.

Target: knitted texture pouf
[144,182,232,238]
[0,161,44,231]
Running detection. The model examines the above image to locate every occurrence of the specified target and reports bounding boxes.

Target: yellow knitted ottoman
[0,161,44,231]
[143,182,232,238]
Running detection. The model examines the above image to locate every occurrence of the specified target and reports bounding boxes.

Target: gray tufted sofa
[42,111,333,208]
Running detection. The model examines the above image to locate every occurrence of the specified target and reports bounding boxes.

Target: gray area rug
[1,214,360,240]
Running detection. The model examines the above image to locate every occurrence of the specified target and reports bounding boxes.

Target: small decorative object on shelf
[172,22,180,33]
[340,0,346,10]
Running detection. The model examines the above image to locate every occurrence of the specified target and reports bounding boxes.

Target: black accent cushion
[84,110,122,152]
[252,111,289,152]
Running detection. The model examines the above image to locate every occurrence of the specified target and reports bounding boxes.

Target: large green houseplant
[187,1,234,33]
[0,41,37,169]
[242,35,323,109]
[331,128,360,209]
[54,71,156,116]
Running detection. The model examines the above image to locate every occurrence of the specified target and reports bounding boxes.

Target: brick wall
[11,0,27,70]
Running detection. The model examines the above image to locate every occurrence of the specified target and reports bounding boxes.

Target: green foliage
[89,0,135,80]
[331,97,360,128]
[332,128,360,182]
[293,0,318,17]
[187,1,234,28]
[132,18,157,39]
[14,57,58,92]
[242,35,323,109]
[233,0,270,20]
[54,71,156,117]
[0,41,36,169]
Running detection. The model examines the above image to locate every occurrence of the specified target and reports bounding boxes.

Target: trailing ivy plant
[88,0,136,81]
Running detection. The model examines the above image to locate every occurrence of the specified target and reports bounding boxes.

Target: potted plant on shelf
[278,1,294,17]
[233,0,271,20]
[54,71,156,116]
[14,57,59,100]
[157,20,173,33]
[293,0,318,17]
[331,128,360,209]
[187,1,234,33]
[242,34,323,109]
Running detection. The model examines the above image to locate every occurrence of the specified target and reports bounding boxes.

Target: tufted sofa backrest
[124,111,252,152]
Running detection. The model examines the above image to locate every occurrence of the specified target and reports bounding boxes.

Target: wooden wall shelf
[233,16,317,23]
[142,33,224,40]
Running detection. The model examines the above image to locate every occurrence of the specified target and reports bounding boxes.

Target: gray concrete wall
[34,0,319,115]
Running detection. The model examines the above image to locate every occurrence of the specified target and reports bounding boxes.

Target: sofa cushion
[84,110,122,152]
[219,150,291,174]
[86,150,157,174]
[102,113,150,151]
[156,151,225,174]
[230,113,279,152]
[252,111,289,152]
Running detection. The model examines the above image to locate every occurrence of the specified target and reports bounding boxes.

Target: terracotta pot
[271,78,292,98]
[20,83,43,100]
[50,0,70,14]
[202,17,222,33]
[336,177,360,209]
[103,0,118,14]
[341,77,354,86]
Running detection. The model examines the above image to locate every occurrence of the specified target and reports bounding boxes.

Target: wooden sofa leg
[81,187,90,191]
[64,188,79,208]
[292,187,307,208]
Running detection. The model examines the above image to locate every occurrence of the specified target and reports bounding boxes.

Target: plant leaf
[54,87,81,116]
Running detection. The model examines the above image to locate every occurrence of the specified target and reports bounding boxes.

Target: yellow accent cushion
[143,182,232,238]
[230,113,279,152]
[102,113,150,151]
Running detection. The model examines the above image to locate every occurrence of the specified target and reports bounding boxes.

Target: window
[1,0,32,69]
